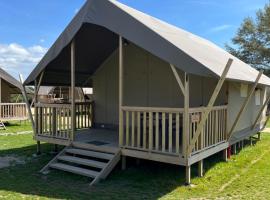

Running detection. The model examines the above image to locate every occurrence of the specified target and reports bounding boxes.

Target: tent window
[240,83,248,97]
[255,89,261,106]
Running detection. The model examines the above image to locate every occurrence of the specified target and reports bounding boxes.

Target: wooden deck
[74,128,119,151]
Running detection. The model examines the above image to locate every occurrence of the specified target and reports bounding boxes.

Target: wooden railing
[75,102,93,129]
[0,103,28,120]
[189,106,227,154]
[121,106,184,155]
[120,105,227,156]
[35,102,93,140]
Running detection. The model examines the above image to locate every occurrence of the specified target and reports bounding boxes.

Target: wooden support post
[71,40,76,141]
[170,64,189,159]
[263,115,270,130]
[121,156,126,170]
[170,64,185,95]
[185,165,191,185]
[119,36,124,147]
[198,160,203,177]
[30,72,44,107]
[188,59,233,154]
[233,144,237,154]
[54,144,58,153]
[136,158,140,166]
[34,80,41,154]
[228,71,263,140]
[223,149,228,162]
[184,73,189,159]
[258,132,261,141]
[252,94,270,129]
[19,74,35,131]
[37,141,41,155]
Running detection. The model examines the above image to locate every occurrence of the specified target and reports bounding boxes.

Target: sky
[0,0,268,80]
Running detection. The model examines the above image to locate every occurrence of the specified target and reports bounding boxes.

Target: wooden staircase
[40,144,121,186]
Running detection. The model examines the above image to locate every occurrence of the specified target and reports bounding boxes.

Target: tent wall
[1,79,13,103]
[92,43,227,127]
[227,82,267,134]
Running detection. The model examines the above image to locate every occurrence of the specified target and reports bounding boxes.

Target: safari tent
[0,67,28,122]
[37,86,91,103]
[23,0,270,185]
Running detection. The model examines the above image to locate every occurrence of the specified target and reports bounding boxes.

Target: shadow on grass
[4,121,29,127]
[0,143,226,200]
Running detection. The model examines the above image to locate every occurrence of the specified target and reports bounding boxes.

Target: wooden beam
[198,160,203,177]
[170,64,185,96]
[252,92,270,129]
[71,40,76,141]
[185,166,191,185]
[19,74,35,130]
[119,36,124,147]
[188,59,233,154]
[228,70,263,140]
[183,73,189,159]
[30,71,44,107]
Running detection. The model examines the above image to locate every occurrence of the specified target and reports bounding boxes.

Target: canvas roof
[0,67,24,93]
[24,0,270,87]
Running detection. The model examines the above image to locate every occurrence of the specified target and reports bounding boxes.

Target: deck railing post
[71,40,76,141]
[52,107,57,136]
[188,59,233,155]
[183,73,189,159]
[119,35,124,147]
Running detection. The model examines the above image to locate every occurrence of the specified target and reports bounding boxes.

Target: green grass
[0,126,269,199]
[0,120,32,134]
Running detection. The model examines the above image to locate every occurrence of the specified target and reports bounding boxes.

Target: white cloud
[209,24,233,33]
[39,38,45,43]
[0,43,47,79]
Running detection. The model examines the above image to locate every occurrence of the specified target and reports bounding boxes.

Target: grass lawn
[0,124,269,199]
[0,120,32,134]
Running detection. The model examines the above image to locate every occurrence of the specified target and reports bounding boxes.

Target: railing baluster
[162,112,166,152]
[176,113,180,154]
[131,111,135,147]
[143,112,147,149]
[126,111,130,146]
[155,112,159,151]
[137,111,141,148]
[169,113,173,153]
[149,112,153,151]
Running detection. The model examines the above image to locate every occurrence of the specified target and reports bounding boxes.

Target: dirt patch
[0,156,25,169]
[0,131,32,136]
[263,128,270,133]
[219,150,270,192]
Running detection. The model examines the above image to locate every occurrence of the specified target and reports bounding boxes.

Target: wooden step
[72,142,119,154]
[50,163,99,178]
[58,155,107,169]
[66,148,114,160]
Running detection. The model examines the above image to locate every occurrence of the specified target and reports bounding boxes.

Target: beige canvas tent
[0,67,28,122]
[23,0,270,185]
[37,86,91,103]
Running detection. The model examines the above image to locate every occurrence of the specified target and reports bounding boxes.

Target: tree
[226,2,270,75]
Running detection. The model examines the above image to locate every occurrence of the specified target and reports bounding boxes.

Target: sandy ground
[263,128,270,133]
